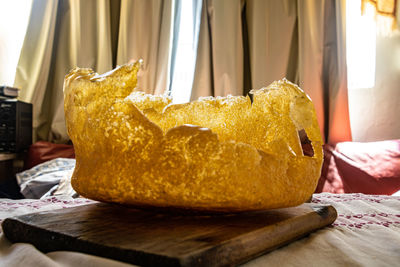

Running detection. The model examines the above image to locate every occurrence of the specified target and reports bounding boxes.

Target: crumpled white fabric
[0,237,135,267]
[16,158,77,199]
[0,193,399,267]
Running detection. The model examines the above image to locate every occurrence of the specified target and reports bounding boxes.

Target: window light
[169,0,202,104]
[346,0,377,89]
[0,1,33,86]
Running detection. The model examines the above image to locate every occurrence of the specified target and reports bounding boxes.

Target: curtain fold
[246,0,298,89]
[15,0,113,143]
[14,0,351,144]
[116,0,173,95]
[190,0,213,100]
[14,0,173,143]
[14,0,59,141]
[191,0,244,100]
[296,0,351,143]
[323,0,352,143]
[191,0,352,144]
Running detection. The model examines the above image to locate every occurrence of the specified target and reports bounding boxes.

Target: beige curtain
[14,0,172,143]
[192,0,244,100]
[296,0,351,143]
[14,0,113,143]
[117,0,173,95]
[15,0,351,144]
[192,0,352,144]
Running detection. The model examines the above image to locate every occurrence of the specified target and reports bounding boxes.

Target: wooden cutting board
[2,202,337,267]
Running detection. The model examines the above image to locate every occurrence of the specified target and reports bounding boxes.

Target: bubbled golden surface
[63,61,323,212]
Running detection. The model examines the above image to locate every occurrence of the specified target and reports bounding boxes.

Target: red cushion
[316,140,400,195]
[24,141,75,170]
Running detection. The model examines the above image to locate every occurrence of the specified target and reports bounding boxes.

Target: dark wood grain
[2,202,337,267]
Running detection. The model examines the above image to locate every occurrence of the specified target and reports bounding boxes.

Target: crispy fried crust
[63,61,323,212]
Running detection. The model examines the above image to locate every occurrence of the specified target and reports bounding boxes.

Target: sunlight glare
[170,0,197,104]
[346,0,377,89]
[0,0,32,86]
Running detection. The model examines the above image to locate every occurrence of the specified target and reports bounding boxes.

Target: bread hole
[298,129,314,157]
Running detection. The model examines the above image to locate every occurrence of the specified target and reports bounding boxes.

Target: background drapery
[14,0,114,143]
[116,0,173,95]
[14,0,172,143]
[192,0,352,144]
[14,0,352,144]
[191,0,244,99]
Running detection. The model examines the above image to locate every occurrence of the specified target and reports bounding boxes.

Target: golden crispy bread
[63,61,323,212]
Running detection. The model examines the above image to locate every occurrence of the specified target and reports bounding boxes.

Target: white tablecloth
[1,193,400,267]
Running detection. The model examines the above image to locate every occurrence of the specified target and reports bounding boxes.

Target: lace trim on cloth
[312,193,400,229]
[1,193,400,232]
[0,196,95,233]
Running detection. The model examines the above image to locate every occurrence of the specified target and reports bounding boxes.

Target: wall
[348,31,400,142]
